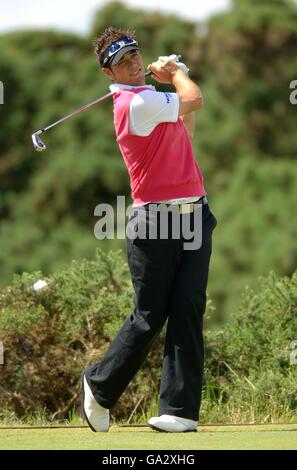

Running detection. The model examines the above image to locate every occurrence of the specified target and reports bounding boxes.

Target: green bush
[0,251,296,424]
[203,270,297,423]
[0,249,136,420]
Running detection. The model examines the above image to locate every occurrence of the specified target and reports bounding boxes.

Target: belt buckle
[179,203,194,214]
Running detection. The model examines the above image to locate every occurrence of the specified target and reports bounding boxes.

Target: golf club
[32,91,114,152]
[31,55,183,152]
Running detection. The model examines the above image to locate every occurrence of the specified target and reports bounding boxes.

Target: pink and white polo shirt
[109,83,206,206]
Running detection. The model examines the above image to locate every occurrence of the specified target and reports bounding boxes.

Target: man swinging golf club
[82,27,217,433]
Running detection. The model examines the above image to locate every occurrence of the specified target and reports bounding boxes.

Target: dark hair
[93,26,136,66]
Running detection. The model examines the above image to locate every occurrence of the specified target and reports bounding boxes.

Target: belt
[142,196,208,214]
[178,196,208,214]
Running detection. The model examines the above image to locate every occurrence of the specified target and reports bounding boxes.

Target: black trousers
[85,201,217,421]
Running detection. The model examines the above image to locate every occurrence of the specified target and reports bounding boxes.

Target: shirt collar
[109,83,156,92]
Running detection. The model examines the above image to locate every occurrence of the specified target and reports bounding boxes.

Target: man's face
[102,50,146,86]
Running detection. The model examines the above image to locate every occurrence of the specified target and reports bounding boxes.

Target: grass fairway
[0,424,297,450]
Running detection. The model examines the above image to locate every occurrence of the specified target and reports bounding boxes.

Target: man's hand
[147,56,184,84]
[148,55,203,115]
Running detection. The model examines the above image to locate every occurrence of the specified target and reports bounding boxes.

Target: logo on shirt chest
[165,93,172,104]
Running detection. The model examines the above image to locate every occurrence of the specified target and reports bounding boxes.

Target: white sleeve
[129,90,180,136]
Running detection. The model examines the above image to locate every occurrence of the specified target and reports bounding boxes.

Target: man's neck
[111,81,146,87]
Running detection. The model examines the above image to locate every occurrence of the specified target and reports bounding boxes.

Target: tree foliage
[0,0,296,320]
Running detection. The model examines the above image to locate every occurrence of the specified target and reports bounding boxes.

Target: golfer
[82,27,217,432]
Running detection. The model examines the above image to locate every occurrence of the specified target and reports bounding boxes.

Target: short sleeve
[129,90,180,136]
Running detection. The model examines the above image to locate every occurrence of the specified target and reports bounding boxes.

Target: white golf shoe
[148,414,197,432]
[82,375,110,432]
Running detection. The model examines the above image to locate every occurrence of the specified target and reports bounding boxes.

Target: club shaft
[41,91,114,133]
[37,56,181,135]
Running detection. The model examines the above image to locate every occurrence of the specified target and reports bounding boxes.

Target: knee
[171,291,207,319]
[131,309,167,336]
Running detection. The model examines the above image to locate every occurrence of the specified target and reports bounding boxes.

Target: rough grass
[0,424,297,450]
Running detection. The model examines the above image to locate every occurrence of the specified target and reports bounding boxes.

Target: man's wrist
[171,68,190,85]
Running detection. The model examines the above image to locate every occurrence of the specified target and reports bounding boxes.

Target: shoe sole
[81,371,97,433]
[147,423,197,433]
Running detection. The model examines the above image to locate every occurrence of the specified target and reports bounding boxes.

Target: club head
[32,132,46,152]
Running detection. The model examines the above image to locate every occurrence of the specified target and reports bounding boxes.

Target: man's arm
[147,57,204,116]
[180,111,196,140]
[172,69,203,116]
